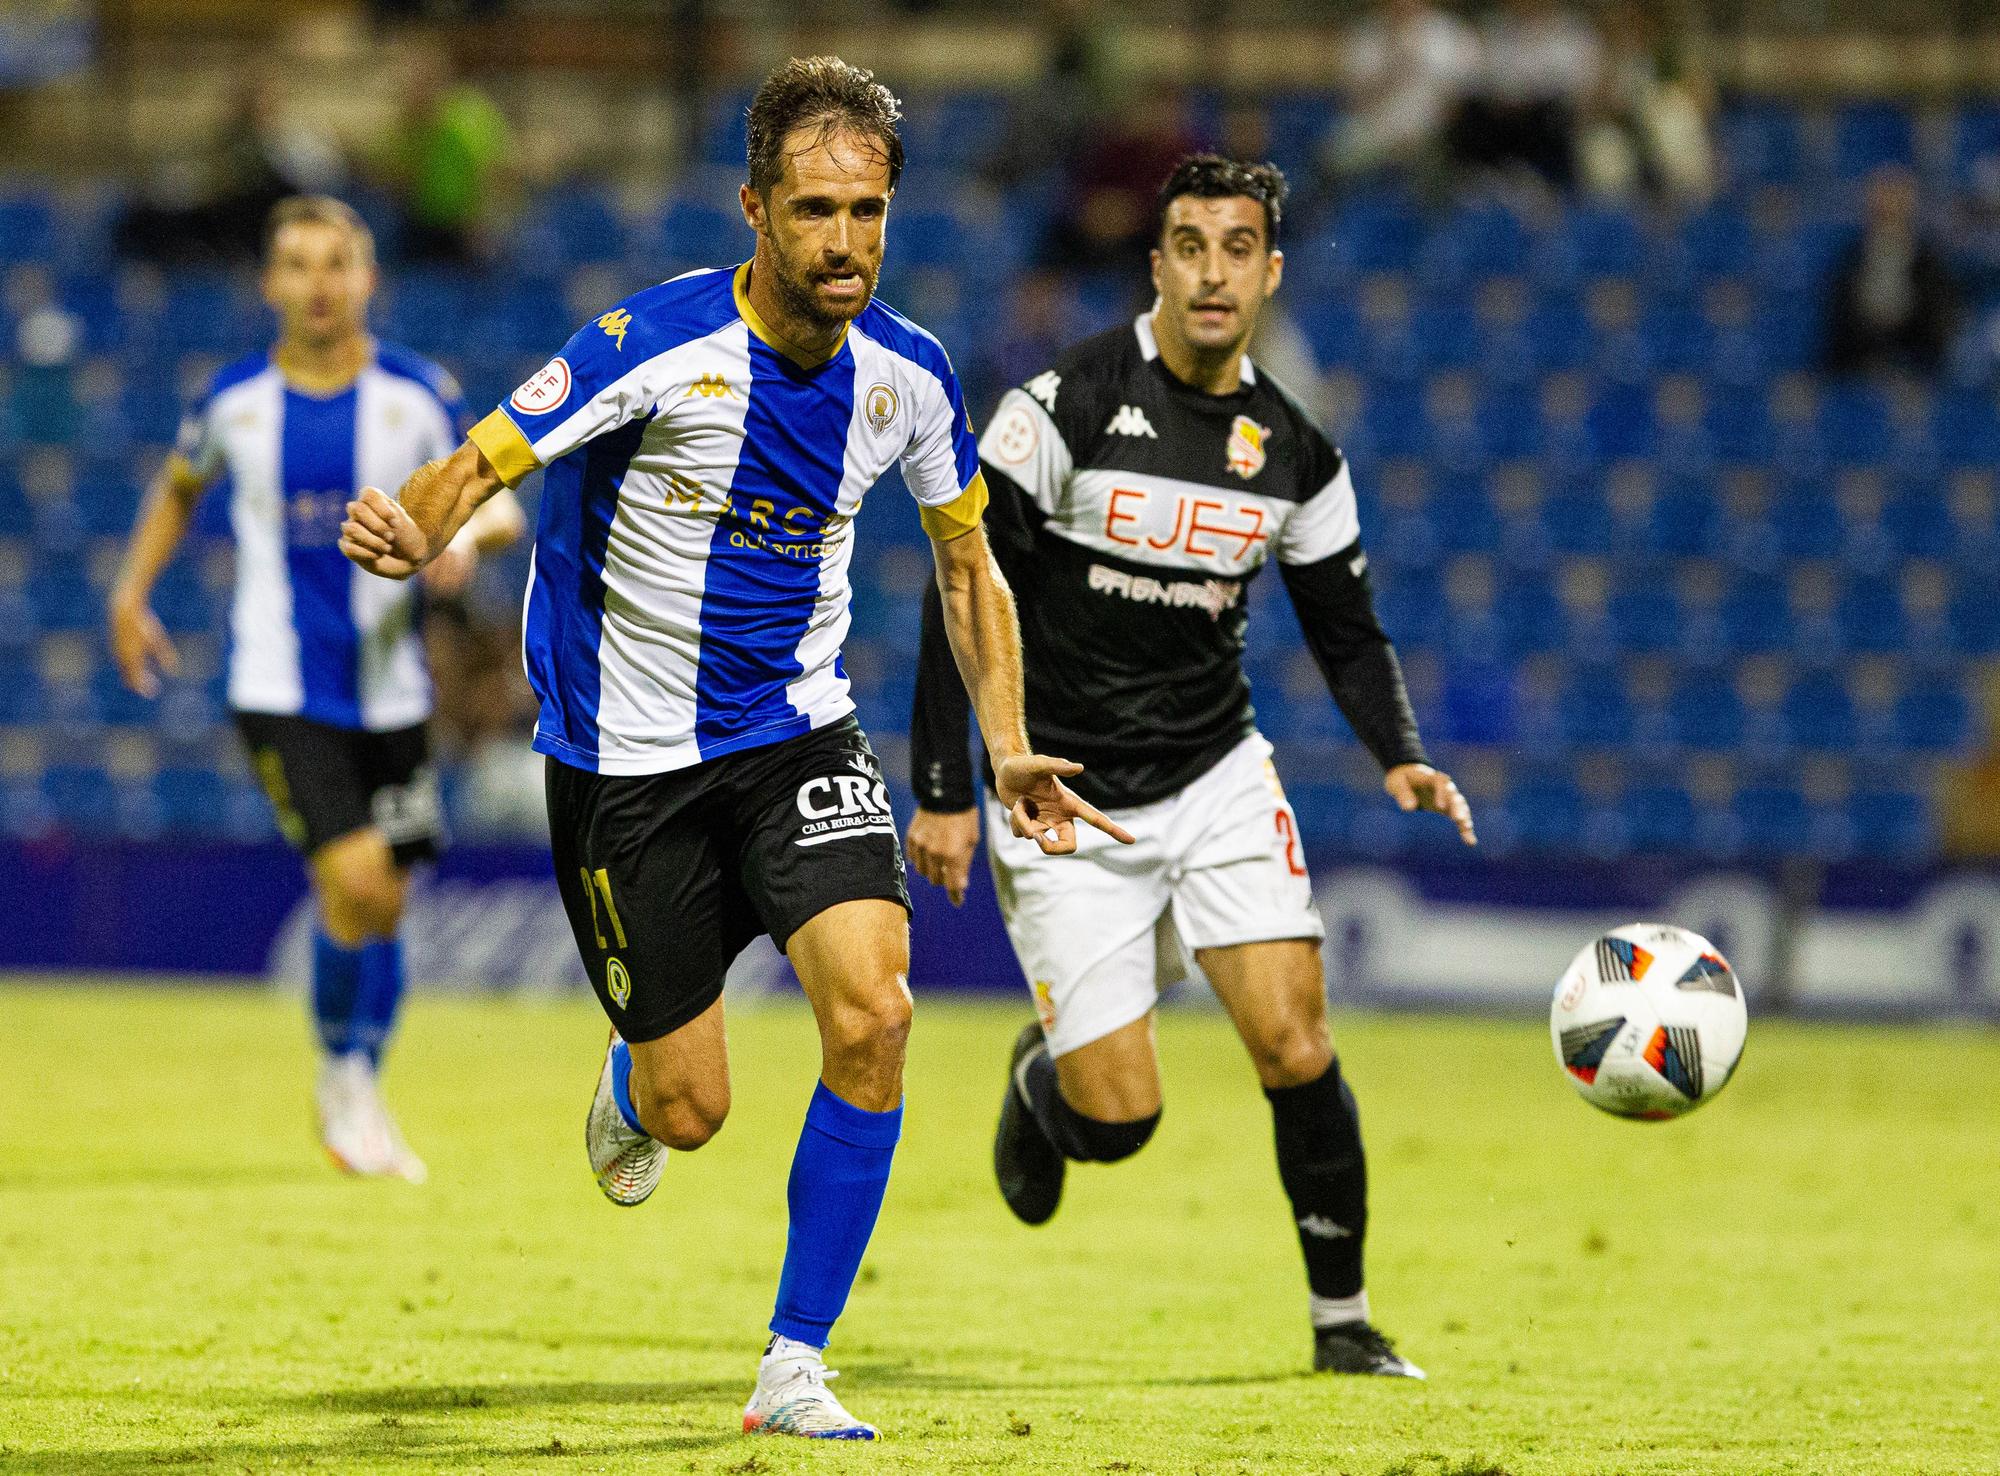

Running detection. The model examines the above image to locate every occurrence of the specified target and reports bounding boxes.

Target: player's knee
[635,1079,729,1151]
[1250,1018,1335,1089]
[318,852,405,942]
[827,980,913,1066]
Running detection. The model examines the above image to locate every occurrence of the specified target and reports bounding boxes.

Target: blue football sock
[609,1039,643,1134]
[769,1080,903,1348]
[351,936,407,1068]
[311,931,365,1058]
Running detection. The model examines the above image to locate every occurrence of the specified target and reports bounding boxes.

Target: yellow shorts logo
[606,957,632,1010]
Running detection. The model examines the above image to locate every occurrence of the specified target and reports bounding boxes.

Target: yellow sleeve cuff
[468,409,541,488]
[919,472,989,542]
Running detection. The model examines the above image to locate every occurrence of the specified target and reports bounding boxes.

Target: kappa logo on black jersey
[1106,404,1159,438]
[1024,370,1061,412]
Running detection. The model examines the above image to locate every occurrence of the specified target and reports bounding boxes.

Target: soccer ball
[1551,924,1748,1120]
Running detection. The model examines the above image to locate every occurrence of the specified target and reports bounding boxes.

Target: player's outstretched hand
[108,594,179,698]
[1384,762,1478,846]
[340,487,428,580]
[906,807,981,906]
[995,754,1138,856]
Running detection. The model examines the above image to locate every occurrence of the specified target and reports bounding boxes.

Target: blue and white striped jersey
[177,343,466,732]
[469,264,985,776]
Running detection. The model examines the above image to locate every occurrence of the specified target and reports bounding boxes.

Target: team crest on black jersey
[1226,415,1270,479]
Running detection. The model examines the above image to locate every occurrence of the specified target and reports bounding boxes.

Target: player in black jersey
[906,156,1475,1377]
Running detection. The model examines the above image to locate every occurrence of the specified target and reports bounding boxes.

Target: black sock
[1265,1056,1367,1302]
[1018,1046,1159,1162]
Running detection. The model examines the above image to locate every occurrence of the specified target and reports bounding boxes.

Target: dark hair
[745,56,904,196]
[264,194,375,265]
[1156,154,1288,247]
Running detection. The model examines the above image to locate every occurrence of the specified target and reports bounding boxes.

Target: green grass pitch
[2,982,1996,1475]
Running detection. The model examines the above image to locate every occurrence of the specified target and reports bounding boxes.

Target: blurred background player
[906,155,1474,1378]
[106,195,525,1180]
[339,56,1128,1441]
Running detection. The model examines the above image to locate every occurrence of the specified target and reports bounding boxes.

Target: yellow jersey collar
[733,262,848,369]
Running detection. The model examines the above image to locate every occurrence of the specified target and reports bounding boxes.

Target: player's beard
[769,239,875,332]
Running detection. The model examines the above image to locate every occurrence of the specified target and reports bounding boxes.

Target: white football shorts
[983,731,1325,1058]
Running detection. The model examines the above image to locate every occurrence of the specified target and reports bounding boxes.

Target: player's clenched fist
[995,753,1137,856]
[340,486,429,580]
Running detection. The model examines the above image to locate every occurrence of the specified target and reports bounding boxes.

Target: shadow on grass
[280,1378,738,1413]
[0,1428,736,1473]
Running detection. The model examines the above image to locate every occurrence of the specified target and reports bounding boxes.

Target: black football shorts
[545,716,911,1044]
[233,711,444,865]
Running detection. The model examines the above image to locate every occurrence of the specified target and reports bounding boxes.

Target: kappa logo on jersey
[597,309,633,350]
[794,755,896,847]
[991,404,1039,465]
[511,357,572,415]
[1225,415,1270,478]
[1106,404,1158,438]
[1024,370,1061,412]
[864,382,899,433]
[687,373,738,399]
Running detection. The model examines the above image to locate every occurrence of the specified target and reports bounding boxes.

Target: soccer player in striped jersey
[109,196,525,1181]
[340,57,1128,1440]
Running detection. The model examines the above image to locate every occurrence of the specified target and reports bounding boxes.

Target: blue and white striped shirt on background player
[177,345,467,731]
[467,264,986,776]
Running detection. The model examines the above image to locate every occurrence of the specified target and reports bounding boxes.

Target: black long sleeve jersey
[911,314,1427,813]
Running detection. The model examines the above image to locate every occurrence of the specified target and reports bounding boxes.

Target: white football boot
[585,1034,663,1206]
[371,1085,429,1185]
[741,1337,880,1440]
[317,1053,392,1176]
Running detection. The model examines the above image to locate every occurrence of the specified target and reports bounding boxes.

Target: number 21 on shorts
[580,866,628,950]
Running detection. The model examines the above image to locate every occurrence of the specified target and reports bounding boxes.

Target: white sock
[1311,1290,1370,1329]
[762,1334,823,1369]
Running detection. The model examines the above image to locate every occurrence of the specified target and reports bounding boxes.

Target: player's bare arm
[928,517,1135,854]
[419,484,527,596]
[107,453,212,697]
[338,438,510,581]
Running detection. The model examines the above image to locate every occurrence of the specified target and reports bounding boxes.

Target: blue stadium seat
[1555,665,1635,747]
[522,182,627,265]
[1893,683,1972,752]
[1835,579,1906,654]
[1436,658,1515,744]
[1678,204,1756,278]
[41,764,118,834]
[1621,780,1699,853]
[1587,384,1658,460]
[1492,574,1568,654]
[1832,102,1916,179]
[1405,305,1482,373]
[1327,194,1423,274]
[1950,103,2000,186]
[1716,102,1805,186]
[1537,205,1646,282]
[27,569,97,631]
[658,197,744,266]
[1431,488,1502,554]
[1606,584,1682,654]
[1638,303,1715,376]
[1476,387,1546,460]
[902,91,1010,172]
[1521,300,1594,374]
[1846,788,1929,863]
[1733,781,1812,856]
[1768,488,1846,559]
[381,270,475,355]
[1373,567,1446,648]
[1285,780,1360,849]
[1951,585,2000,654]
[1818,382,1891,465]
[1881,487,1956,558]
[1782,669,1858,751]
[892,208,974,272]
[1648,480,1721,556]
[0,191,57,265]
[1506,773,1586,853]
[698,90,754,168]
[1933,387,2000,466]
[1540,486,1614,555]
[1665,670,1746,751]
[1718,576,1796,654]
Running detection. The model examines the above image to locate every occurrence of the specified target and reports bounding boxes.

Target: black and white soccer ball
[1551,924,1748,1120]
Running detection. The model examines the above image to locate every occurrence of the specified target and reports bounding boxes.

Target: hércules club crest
[1226,415,1270,479]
